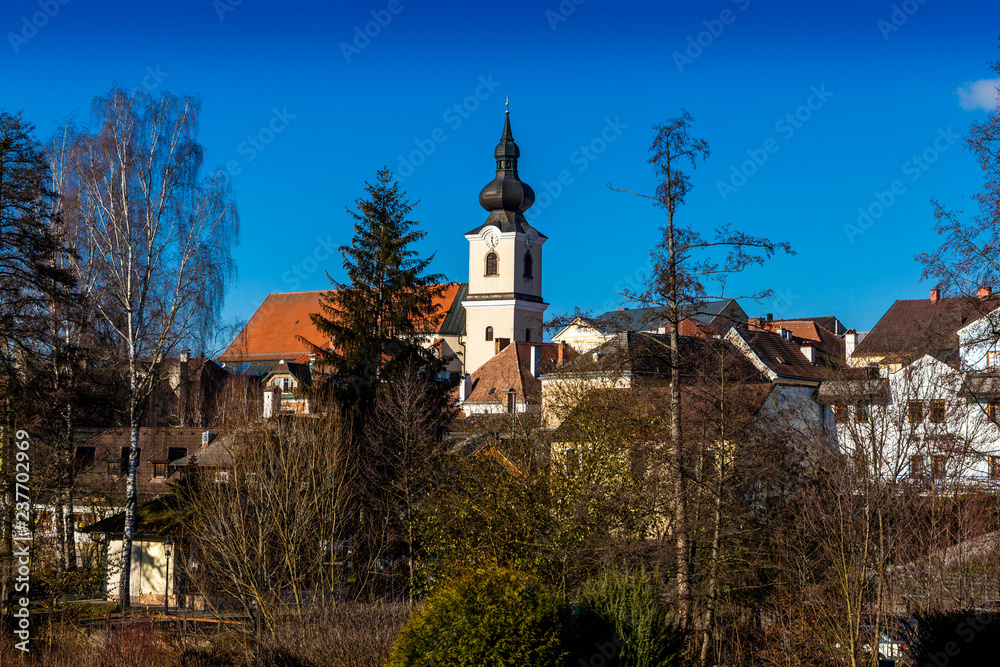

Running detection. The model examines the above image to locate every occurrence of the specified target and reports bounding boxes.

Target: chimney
[530,345,542,378]
[201,430,214,448]
[800,342,816,365]
[263,386,281,419]
[845,329,858,362]
[980,286,991,299]
[766,313,773,321]
[557,342,565,366]
[930,288,940,303]
[458,374,471,402]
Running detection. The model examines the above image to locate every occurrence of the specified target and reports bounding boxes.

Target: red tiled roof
[734,323,845,381]
[464,342,565,405]
[220,283,465,360]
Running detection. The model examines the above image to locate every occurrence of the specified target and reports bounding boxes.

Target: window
[506,391,516,414]
[930,400,946,424]
[154,463,167,479]
[107,461,120,476]
[525,328,531,342]
[855,401,870,423]
[834,403,848,423]
[991,456,1000,481]
[988,351,1000,368]
[215,471,230,484]
[523,251,533,280]
[989,402,999,422]
[932,454,947,479]
[120,447,130,472]
[909,455,925,479]
[168,447,187,462]
[485,251,499,276]
[908,400,923,423]
[485,326,493,341]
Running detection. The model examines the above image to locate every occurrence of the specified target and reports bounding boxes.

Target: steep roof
[77,427,225,496]
[464,341,564,405]
[746,319,846,369]
[219,283,467,361]
[729,325,844,383]
[853,296,1000,362]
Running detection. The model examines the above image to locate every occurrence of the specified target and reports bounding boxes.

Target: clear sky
[3,0,999,339]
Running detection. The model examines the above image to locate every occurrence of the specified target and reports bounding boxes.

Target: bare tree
[611,110,793,633]
[364,364,454,604]
[53,86,239,607]
[187,416,356,636]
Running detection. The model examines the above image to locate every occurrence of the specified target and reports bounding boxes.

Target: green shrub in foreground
[571,569,685,667]
[386,567,566,667]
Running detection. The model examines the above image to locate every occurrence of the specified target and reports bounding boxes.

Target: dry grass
[0,603,412,667]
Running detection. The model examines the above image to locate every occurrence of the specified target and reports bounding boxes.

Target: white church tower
[462,105,548,374]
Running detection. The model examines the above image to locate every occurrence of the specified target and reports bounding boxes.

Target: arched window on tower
[486,326,494,341]
[485,251,499,276]
[523,251,533,280]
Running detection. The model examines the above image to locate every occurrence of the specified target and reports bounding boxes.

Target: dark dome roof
[479,111,534,215]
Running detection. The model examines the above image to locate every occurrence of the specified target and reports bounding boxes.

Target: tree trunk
[117,421,140,609]
[668,209,692,631]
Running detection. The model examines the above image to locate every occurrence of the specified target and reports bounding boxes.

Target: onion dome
[476,105,535,232]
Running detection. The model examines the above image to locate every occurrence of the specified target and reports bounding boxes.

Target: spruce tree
[310,167,450,421]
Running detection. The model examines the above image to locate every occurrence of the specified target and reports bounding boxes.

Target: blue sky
[3,0,999,338]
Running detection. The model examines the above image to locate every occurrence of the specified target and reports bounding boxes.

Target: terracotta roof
[853,296,1000,362]
[745,319,846,370]
[464,342,564,405]
[219,283,467,361]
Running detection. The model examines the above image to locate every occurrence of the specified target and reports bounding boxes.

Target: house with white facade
[820,290,1000,486]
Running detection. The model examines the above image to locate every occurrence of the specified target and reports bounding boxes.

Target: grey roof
[587,299,746,335]
[439,283,468,336]
[171,433,233,467]
[816,378,890,404]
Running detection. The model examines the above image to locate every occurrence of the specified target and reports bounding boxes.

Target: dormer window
[523,251,533,280]
[485,251,499,276]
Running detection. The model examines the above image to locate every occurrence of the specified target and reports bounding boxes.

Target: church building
[218,106,554,400]
[462,105,549,375]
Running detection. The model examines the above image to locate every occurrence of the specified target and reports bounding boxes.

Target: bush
[910,610,1000,666]
[571,570,685,667]
[386,567,566,667]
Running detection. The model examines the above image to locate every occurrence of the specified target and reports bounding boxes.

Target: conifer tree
[310,167,449,419]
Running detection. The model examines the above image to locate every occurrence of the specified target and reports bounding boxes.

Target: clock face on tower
[485,231,499,248]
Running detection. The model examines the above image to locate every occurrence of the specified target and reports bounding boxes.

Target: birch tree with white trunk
[56,86,238,607]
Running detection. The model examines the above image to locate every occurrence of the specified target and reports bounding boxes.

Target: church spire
[477,106,535,232]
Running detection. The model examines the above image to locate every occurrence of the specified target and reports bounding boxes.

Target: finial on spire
[506,95,509,114]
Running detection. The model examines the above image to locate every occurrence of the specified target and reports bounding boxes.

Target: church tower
[462,105,548,374]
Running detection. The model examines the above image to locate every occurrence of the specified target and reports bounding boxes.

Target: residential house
[819,289,1000,486]
[550,300,748,353]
